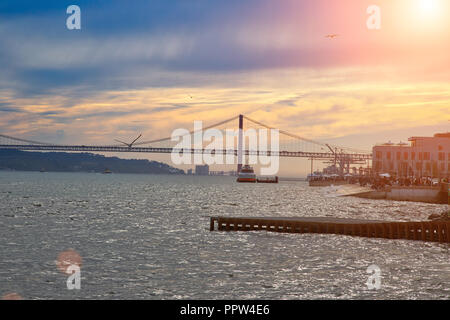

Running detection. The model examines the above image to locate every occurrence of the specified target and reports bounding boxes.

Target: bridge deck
[0,144,372,159]
[0,116,372,160]
[209,216,450,243]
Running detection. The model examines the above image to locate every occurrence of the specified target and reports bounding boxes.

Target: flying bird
[325,34,339,39]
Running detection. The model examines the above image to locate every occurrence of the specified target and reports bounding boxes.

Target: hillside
[0,149,184,174]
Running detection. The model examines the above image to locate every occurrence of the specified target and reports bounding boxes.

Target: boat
[236,165,256,183]
[308,180,348,187]
[257,176,278,183]
[103,168,112,174]
[307,173,348,187]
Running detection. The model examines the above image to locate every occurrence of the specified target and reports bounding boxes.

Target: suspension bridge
[0,115,372,173]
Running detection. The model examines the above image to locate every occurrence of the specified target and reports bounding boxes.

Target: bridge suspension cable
[0,133,57,146]
[243,115,370,154]
[113,115,240,147]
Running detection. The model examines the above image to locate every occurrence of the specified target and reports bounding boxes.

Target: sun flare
[417,0,441,18]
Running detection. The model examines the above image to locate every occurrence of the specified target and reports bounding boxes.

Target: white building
[372,133,450,178]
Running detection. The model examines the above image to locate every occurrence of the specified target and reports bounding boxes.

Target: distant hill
[0,149,184,174]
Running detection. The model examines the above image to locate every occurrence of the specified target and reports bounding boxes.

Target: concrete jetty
[316,183,449,204]
[351,186,447,204]
[210,216,450,243]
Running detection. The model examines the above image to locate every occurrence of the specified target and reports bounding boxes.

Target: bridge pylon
[237,114,243,173]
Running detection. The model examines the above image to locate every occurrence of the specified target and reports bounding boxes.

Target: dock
[209,216,450,243]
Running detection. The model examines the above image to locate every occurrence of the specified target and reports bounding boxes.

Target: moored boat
[257,176,278,183]
[236,165,256,183]
[308,180,348,187]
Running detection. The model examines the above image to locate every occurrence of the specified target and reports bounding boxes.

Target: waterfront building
[372,132,450,178]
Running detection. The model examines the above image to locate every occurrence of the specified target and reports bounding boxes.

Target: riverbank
[352,184,449,204]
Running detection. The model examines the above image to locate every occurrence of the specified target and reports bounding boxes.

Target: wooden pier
[209,216,450,243]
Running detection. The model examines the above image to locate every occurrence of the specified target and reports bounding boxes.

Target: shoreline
[350,184,449,204]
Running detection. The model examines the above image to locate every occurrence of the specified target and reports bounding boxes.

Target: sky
[1,0,450,176]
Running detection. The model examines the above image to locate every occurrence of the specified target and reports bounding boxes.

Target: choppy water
[0,171,448,300]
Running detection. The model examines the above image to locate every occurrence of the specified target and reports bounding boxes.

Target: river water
[0,171,448,299]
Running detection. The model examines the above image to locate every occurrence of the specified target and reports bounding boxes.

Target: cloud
[0,102,23,113]
[2,0,449,99]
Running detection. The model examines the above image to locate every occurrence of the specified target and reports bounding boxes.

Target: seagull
[325,34,339,39]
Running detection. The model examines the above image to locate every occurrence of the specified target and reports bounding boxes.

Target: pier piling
[209,216,449,243]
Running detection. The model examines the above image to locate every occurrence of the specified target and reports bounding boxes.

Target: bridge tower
[237,114,243,173]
